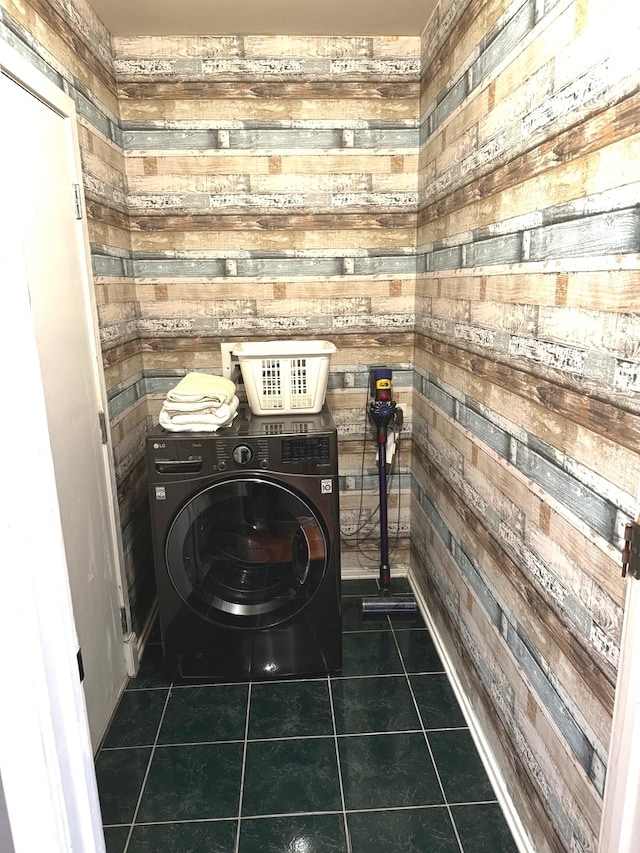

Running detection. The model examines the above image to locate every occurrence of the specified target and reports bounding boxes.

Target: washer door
[165,477,329,628]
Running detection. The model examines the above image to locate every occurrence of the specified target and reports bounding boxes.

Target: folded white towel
[159,395,239,432]
[166,372,236,405]
[166,398,238,425]
[162,399,229,415]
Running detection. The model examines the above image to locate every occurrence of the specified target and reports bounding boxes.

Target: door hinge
[98,411,108,445]
[73,183,83,219]
[622,522,640,580]
[77,647,85,683]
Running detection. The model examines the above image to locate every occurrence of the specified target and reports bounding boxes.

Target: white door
[2,58,128,749]
[599,514,640,851]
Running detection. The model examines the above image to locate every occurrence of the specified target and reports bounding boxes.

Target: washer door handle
[292,521,324,585]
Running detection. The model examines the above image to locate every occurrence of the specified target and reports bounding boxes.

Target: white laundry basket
[233,340,336,414]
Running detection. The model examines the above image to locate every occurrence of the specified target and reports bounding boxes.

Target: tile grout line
[100,722,468,752]
[389,621,466,853]
[234,681,252,853]
[327,673,353,853]
[167,674,326,689]
[121,684,173,853]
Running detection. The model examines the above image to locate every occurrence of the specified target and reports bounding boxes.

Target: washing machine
[146,404,342,681]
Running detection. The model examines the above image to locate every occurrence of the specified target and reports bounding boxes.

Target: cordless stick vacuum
[362,368,417,615]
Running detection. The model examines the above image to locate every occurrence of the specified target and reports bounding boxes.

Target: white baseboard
[341,566,409,581]
[129,599,159,675]
[123,632,140,677]
[407,571,534,853]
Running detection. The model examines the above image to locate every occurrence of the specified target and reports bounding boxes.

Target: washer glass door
[165,477,328,627]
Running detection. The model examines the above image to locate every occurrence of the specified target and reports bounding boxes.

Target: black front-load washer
[146,404,342,681]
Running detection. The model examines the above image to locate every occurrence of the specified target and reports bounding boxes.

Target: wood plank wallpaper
[3,0,638,849]
[414,0,639,850]
[109,32,420,587]
[1,0,419,630]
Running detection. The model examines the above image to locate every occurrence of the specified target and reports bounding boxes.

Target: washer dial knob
[232,444,254,465]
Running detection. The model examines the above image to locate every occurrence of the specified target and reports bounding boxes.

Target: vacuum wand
[362,368,417,614]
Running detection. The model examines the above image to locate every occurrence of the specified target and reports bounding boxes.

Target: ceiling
[88,0,438,38]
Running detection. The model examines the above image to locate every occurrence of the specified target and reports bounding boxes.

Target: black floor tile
[96,583,517,852]
[239,813,347,852]
[341,595,391,632]
[389,608,427,630]
[394,629,445,673]
[125,646,171,690]
[136,742,243,822]
[102,689,168,749]
[410,673,467,730]
[158,683,248,744]
[341,578,380,597]
[342,576,412,597]
[95,747,151,825]
[127,819,237,852]
[332,675,420,734]
[248,678,333,739]
[103,825,129,853]
[451,802,519,852]
[339,631,404,676]
[347,806,460,853]
[242,737,341,816]
[428,729,497,804]
[339,732,443,811]
[369,576,412,595]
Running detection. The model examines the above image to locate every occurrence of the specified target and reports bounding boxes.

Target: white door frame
[0,41,132,639]
[599,513,640,851]
[0,280,107,853]
[0,39,125,851]
[1,37,132,671]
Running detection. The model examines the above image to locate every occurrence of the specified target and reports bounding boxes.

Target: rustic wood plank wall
[110,33,421,577]
[415,0,639,850]
[1,1,420,625]
[6,3,638,848]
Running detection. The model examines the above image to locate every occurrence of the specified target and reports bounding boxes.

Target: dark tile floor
[96,578,519,852]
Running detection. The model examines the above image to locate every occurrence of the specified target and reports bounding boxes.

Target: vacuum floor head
[361,594,418,615]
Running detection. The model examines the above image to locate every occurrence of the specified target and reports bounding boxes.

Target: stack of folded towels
[159,372,239,432]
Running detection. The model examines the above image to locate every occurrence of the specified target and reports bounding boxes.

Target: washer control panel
[146,406,338,480]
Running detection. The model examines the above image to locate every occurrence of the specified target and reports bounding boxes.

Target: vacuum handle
[369,399,396,441]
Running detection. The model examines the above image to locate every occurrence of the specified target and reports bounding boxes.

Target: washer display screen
[282,435,330,463]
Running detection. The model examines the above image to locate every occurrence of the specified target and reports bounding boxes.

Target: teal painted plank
[529,209,640,260]
[472,0,536,86]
